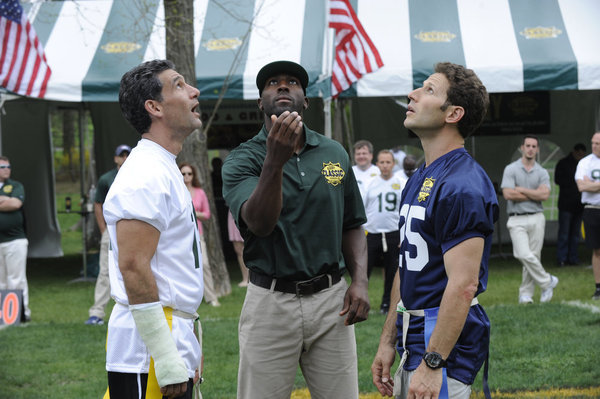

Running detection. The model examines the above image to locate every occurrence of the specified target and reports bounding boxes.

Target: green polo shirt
[95,168,118,204]
[0,178,26,243]
[222,125,366,280]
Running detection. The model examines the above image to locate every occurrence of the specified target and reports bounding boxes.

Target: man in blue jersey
[372,62,497,399]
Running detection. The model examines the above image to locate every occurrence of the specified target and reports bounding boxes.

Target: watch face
[424,352,443,369]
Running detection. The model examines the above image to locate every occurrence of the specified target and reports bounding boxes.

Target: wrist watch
[423,351,447,369]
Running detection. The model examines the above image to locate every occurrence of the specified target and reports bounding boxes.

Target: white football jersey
[353,164,380,201]
[103,138,204,375]
[363,175,406,233]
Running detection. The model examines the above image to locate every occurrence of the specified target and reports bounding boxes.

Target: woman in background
[180,162,220,306]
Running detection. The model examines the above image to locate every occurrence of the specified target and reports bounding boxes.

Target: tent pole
[79,105,87,279]
[0,93,5,155]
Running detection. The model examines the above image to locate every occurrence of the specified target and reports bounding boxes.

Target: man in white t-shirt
[575,131,600,300]
[391,146,407,173]
[363,150,405,314]
[352,140,380,201]
[103,60,204,399]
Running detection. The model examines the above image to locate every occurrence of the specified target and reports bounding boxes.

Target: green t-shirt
[222,125,366,280]
[95,168,118,204]
[0,178,26,243]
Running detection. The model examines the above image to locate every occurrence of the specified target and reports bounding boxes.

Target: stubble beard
[263,99,303,118]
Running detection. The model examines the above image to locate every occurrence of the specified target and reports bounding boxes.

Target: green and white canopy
[24,0,600,102]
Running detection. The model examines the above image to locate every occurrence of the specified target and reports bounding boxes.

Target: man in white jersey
[102,60,204,399]
[352,140,380,201]
[363,150,405,314]
[575,132,600,300]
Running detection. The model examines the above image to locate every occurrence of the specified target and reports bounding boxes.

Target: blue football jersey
[395,148,498,384]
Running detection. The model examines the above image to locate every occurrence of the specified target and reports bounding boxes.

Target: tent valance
[22,0,600,102]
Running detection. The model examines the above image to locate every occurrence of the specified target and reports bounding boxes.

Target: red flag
[0,0,51,98]
[329,0,383,98]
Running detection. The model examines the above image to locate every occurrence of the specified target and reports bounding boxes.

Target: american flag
[0,0,51,98]
[329,0,383,98]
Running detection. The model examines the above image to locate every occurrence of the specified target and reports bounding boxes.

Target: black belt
[509,212,539,216]
[249,270,341,296]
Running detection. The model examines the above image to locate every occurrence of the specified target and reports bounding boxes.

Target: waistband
[584,204,600,209]
[115,301,198,320]
[249,269,341,296]
[508,212,540,217]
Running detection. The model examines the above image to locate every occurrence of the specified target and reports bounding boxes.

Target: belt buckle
[295,279,316,296]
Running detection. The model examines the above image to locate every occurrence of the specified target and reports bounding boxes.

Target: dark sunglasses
[182,172,192,176]
[0,165,10,169]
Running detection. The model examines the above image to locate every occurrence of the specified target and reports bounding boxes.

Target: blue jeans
[556,210,582,264]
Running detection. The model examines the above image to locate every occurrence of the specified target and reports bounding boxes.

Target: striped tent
[2,0,600,258]
[22,0,600,102]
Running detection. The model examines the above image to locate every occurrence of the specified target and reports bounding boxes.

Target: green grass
[1,199,599,398]
[2,252,599,398]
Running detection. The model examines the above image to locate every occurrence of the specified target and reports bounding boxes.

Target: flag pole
[323,0,334,138]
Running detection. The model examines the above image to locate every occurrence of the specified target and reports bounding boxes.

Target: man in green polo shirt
[222,60,370,399]
[0,155,30,322]
[85,144,131,325]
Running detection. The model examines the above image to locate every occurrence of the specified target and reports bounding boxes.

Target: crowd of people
[2,58,599,399]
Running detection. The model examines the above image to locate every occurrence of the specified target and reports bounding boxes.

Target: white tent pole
[322,0,333,138]
[79,104,88,278]
[0,93,4,155]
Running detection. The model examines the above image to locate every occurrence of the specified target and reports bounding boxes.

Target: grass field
[1,193,600,398]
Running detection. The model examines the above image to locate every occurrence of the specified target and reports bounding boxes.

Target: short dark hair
[353,140,374,154]
[574,143,586,152]
[522,135,539,145]
[435,62,489,138]
[119,59,175,135]
[0,156,9,163]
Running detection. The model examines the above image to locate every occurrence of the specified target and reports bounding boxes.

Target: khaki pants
[507,213,552,297]
[89,230,111,319]
[237,278,358,399]
[0,238,30,317]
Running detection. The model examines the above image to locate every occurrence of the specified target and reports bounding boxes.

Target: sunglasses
[182,172,192,176]
[0,165,10,169]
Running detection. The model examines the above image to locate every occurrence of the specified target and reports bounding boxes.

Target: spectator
[180,162,220,307]
[391,146,407,173]
[227,210,248,287]
[501,135,557,304]
[554,143,587,266]
[0,156,30,322]
[352,139,380,201]
[394,154,418,181]
[363,149,405,314]
[575,132,600,300]
[85,144,131,325]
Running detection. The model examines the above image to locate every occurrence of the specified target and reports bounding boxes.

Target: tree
[164,0,231,296]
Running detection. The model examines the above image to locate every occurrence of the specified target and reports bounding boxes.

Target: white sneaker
[540,275,559,303]
[519,295,534,304]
